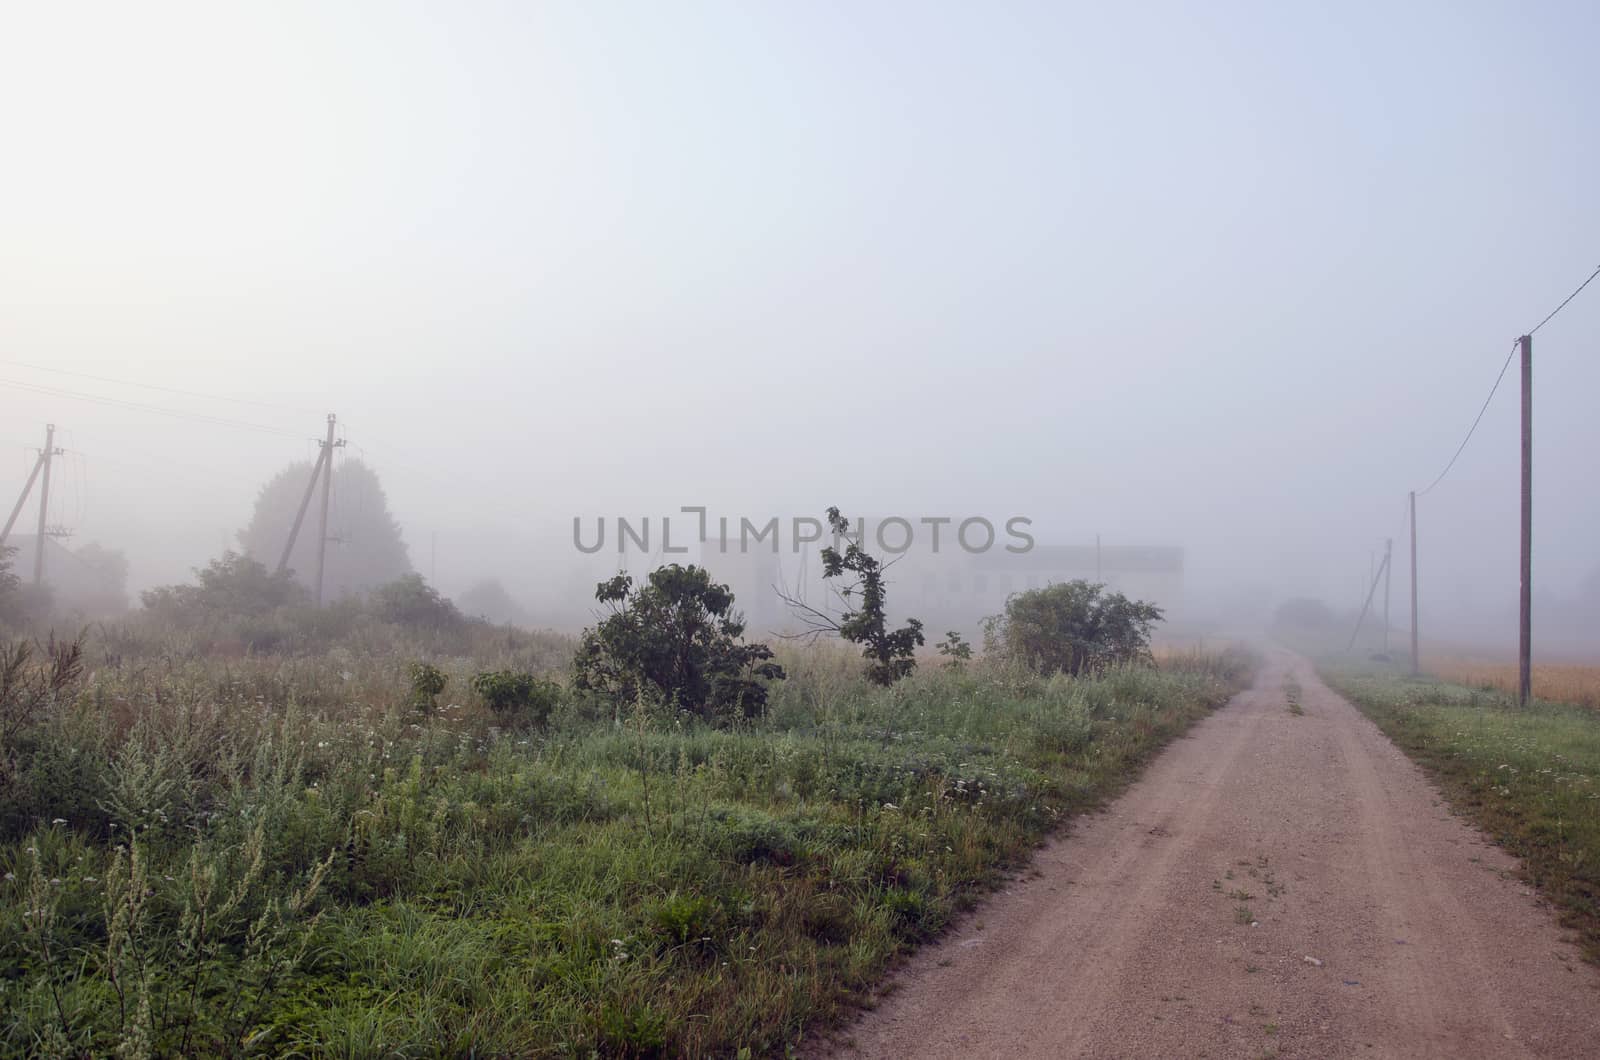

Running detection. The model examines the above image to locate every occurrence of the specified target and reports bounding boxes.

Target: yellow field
[1427,655,1600,709]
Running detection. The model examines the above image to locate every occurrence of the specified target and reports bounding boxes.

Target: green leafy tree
[986,580,1163,676]
[784,508,924,685]
[572,564,785,721]
[237,458,411,599]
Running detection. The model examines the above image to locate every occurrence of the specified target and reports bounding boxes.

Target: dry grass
[1426,655,1600,710]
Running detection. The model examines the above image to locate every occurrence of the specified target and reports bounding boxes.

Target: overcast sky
[1,1,1595,645]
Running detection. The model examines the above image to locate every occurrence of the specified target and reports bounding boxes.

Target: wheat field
[1427,655,1600,709]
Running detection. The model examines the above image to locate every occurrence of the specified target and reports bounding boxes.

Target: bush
[408,661,447,713]
[937,631,972,671]
[648,891,724,948]
[470,670,560,726]
[371,574,462,630]
[571,565,785,721]
[140,552,307,619]
[986,580,1163,676]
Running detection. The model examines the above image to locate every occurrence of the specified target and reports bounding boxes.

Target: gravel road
[829,649,1600,1059]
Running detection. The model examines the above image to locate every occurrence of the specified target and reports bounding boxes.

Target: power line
[0,378,306,439]
[1528,263,1600,336]
[0,357,320,417]
[1415,339,1519,497]
[1413,263,1600,497]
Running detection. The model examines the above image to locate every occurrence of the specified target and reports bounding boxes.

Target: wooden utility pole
[275,414,343,606]
[1382,537,1393,654]
[32,424,60,585]
[1409,491,1419,675]
[1347,547,1391,652]
[0,425,53,546]
[314,414,343,605]
[1519,334,1533,705]
[276,443,329,574]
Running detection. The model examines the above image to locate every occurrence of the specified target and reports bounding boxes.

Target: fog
[2,2,1596,653]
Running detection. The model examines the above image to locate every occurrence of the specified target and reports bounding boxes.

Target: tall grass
[0,629,1251,1057]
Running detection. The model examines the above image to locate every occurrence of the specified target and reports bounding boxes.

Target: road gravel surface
[829,650,1600,1059]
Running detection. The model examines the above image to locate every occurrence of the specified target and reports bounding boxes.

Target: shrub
[0,634,84,747]
[648,891,724,948]
[937,631,972,671]
[140,552,307,619]
[470,670,560,726]
[371,574,462,630]
[571,565,785,721]
[0,545,20,626]
[986,580,1163,676]
[408,661,447,713]
[705,806,801,866]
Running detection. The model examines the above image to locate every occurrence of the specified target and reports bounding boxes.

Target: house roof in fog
[970,545,1183,574]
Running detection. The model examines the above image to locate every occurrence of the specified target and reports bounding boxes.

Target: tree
[237,458,411,599]
[1273,597,1338,632]
[782,508,924,685]
[986,580,1163,676]
[70,542,130,615]
[572,564,785,721]
[457,579,531,626]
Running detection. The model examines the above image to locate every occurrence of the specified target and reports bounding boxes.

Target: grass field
[0,632,1249,1057]
[1322,665,1600,965]
[1422,654,1600,711]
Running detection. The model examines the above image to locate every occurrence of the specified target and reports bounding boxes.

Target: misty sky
[1,1,1596,646]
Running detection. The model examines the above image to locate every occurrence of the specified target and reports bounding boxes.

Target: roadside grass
[0,637,1251,1057]
[1321,665,1600,964]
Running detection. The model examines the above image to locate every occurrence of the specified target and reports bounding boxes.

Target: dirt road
[830,650,1600,1059]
